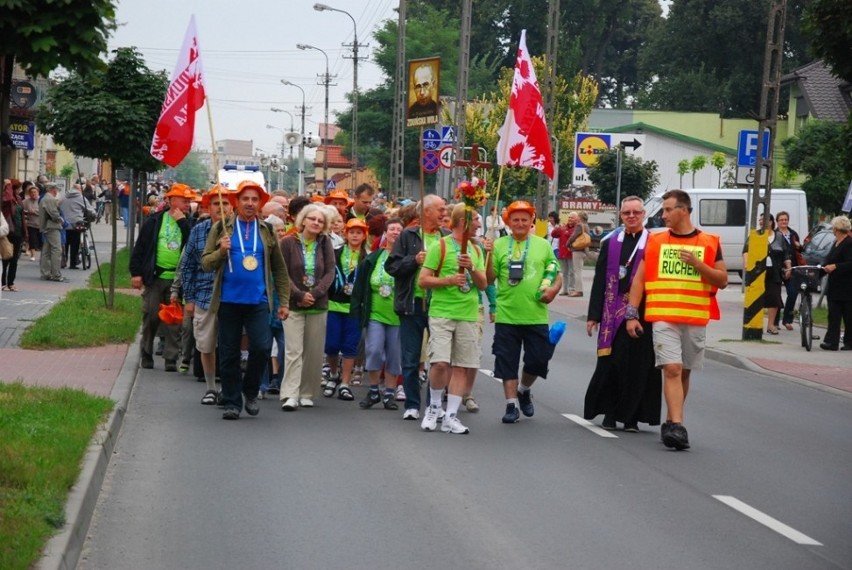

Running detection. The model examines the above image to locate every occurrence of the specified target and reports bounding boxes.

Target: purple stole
[597,229,648,356]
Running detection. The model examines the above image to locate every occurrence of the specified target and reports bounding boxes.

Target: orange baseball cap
[201,185,236,208]
[164,182,197,200]
[344,218,368,233]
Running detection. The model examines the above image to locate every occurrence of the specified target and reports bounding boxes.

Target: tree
[0,0,117,178]
[690,155,708,188]
[172,151,210,189]
[782,120,850,214]
[677,159,689,188]
[586,147,659,205]
[710,152,727,188]
[803,0,852,82]
[638,0,810,116]
[39,47,168,308]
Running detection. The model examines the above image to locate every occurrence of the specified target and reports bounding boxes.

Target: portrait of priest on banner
[406,57,440,128]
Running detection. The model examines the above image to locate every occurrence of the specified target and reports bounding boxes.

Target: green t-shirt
[369,250,399,326]
[423,236,485,322]
[492,233,558,325]
[413,230,442,300]
[156,214,182,279]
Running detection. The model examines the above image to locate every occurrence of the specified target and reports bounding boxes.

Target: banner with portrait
[406,57,441,128]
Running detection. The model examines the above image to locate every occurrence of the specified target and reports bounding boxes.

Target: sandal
[337,385,354,401]
[766,328,779,335]
[7,285,17,292]
[201,390,218,405]
[322,380,339,398]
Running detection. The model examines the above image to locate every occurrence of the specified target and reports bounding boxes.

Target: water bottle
[549,320,566,345]
[536,261,559,300]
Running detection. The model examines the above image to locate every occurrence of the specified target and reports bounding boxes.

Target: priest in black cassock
[583,195,661,432]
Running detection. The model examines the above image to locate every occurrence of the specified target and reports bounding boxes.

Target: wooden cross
[454,143,493,179]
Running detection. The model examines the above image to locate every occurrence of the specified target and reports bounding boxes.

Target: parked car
[803,221,832,246]
[801,225,834,265]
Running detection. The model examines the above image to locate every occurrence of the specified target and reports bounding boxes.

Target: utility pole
[389,0,407,200]
[538,0,560,216]
[452,0,472,192]
[742,0,787,341]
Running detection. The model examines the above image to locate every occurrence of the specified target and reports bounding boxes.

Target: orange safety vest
[644,230,721,325]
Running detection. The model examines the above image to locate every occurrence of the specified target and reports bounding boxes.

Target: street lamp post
[297,43,333,191]
[314,3,361,190]
[281,80,306,196]
[266,124,287,190]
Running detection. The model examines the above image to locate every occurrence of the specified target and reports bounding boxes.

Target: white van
[643,188,809,275]
[217,164,266,191]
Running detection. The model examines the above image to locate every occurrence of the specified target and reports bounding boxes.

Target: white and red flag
[496,30,554,179]
[150,15,206,167]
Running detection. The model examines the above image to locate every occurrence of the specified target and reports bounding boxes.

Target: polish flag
[496,30,554,179]
[150,15,206,167]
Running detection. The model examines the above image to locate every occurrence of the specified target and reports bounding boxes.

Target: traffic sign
[736,164,769,186]
[438,146,455,169]
[325,179,336,191]
[737,130,770,167]
[572,132,645,185]
[441,126,456,145]
[422,129,441,151]
[422,150,440,173]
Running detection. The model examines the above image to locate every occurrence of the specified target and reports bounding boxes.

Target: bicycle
[75,221,93,270]
[791,265,823,351]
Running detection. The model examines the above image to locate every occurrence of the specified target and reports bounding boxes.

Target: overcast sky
[108,0,398,158]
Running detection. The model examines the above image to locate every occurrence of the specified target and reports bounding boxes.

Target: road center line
[712,495,822,546]
[562,414,620,438]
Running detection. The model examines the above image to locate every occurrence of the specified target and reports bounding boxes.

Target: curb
[35,337,140,570]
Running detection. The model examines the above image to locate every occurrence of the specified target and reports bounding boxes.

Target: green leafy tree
[39,47,168,307]
[638,0,809,116]
[690,155,708,188]
[782,120,850,214]
[172,151,210,189]
[803,0,852,82]
[710,152,727,188]
[0,0,117,178]
[586,147,659,204]
[677,159,689,188]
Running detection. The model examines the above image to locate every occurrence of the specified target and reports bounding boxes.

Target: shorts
[193,306,218,354]
[324,310,362,357]
[428,317,481,369]
[364,320,402,375]
[492,323,553,381]
[651,321,706,370]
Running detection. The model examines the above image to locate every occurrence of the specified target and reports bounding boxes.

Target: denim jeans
[217,302,272,411]
[399,300,428,411]
[781,278,799,325]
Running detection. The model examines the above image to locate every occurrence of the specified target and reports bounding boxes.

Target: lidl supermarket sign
[572,132,645,185]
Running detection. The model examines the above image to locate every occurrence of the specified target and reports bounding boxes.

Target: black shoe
[359,390,381,409]
[841,346,852,351]
[267,386,280,395]
[502,403,520,423]
[244,397,260,416]
[602,414,617,430]
[662,422,690,450]
[660,420,673,442]
[517,390,534,417]
[164,360,177,372]
[623,422,639,433]
[140,353,154,369]
[222,408,240,420]
[382,391,399,410]
[820,342,839,351]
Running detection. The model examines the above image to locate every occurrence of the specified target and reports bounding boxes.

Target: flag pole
[486,108,514,265]
[205,96,232,272]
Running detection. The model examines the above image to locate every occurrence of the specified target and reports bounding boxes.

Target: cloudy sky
[108,0,398,158]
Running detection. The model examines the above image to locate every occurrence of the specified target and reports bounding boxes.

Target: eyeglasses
[620,210,643,216]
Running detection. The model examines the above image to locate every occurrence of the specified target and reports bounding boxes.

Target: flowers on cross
[454,177,488,210]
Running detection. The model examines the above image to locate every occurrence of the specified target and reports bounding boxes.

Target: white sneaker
[441,414,470,434]
[421,406,441,431]
[281,397,299,411]
[299,398,314,408]
[395,385,406,401]
[403,408,420,420]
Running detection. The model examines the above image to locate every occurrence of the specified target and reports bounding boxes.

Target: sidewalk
[549,268,851,396]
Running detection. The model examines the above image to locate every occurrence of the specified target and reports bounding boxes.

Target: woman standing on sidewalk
[776,211,803,330]
[819,215,852,351]
[22,182,41,262]
[2,179,27,292]
[566,211,589,297]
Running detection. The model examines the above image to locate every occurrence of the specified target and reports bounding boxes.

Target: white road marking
[562,414,619,438]
[713,495,822,546]
[479,369,501,383]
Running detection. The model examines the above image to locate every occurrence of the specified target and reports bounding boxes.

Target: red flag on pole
[150,15,206,167]
[496,30,554,179]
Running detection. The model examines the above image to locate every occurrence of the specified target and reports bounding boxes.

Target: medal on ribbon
[167,241,179,251]
[618,265,628,280]
[379,284,392,298]
[304,275,316,287]
[343,283,353,295]
[243,255,258,271]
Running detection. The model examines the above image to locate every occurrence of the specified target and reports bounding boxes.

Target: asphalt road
[78,321,852,570]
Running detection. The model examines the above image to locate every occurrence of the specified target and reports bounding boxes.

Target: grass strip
[88,247,132,289]
[19,290,141,349]
[0,382,113,570]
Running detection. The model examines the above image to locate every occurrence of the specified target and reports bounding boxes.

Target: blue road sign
[441,126,456,145]
[737,130,770,167]
[422,150,440,173]
[326,179,336,191]
[422,129,441,151]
